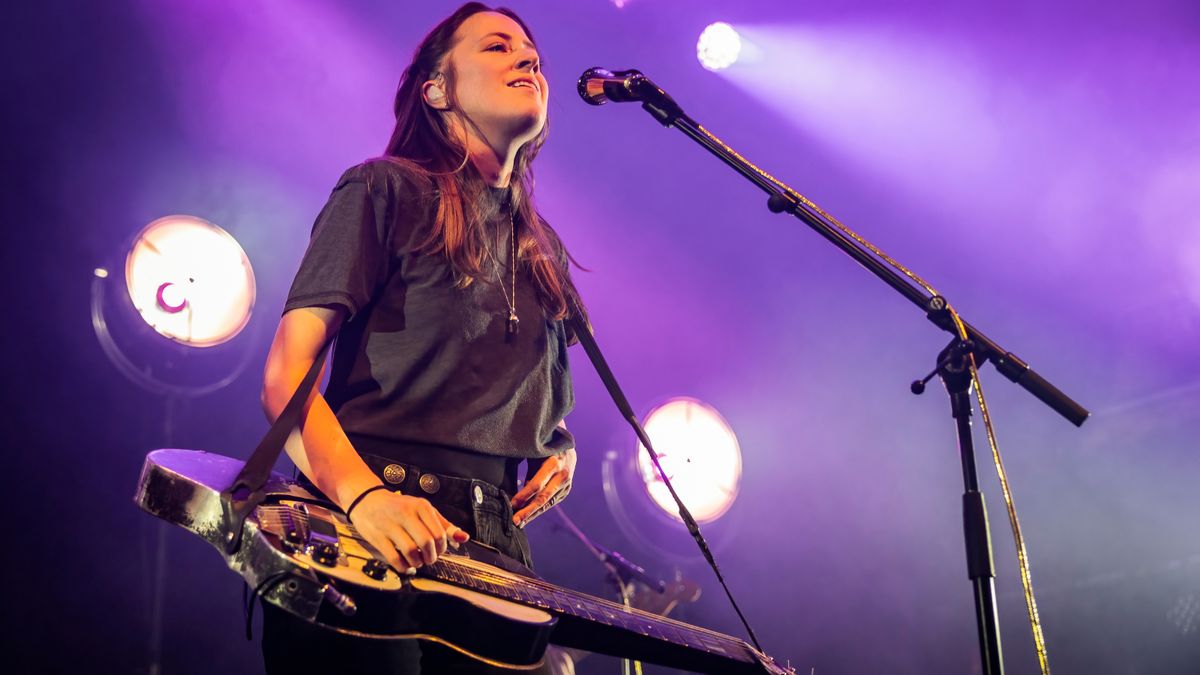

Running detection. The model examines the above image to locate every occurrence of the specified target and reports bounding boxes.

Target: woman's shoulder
[333,157,435,198]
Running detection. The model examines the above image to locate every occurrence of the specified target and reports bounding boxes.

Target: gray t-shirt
[284,159,574,459]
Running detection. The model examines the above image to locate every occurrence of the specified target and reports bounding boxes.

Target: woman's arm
[261,306,379,505]
[262,306,467,569]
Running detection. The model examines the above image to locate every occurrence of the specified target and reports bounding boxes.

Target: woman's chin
[505,111,547,145]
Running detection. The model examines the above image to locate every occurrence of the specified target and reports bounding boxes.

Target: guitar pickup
[295,503,340,567]
[261,504,309,553]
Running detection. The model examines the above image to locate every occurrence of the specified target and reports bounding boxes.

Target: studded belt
[355,452,509,512]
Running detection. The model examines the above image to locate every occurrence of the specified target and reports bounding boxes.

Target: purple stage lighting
[697,22,741,71]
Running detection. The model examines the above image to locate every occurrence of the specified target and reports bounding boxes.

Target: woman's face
[442,12,548,151]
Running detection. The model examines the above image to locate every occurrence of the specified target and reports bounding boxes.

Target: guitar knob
[312,543,338,567]
[362,558,388,580]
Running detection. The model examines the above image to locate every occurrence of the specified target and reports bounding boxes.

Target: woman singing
[260,4,583,672]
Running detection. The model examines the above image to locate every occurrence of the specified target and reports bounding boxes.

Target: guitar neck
[427,556,768,674]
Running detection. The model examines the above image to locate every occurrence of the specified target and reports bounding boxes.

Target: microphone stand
[553,509,670,675]
[585,70,1091,675]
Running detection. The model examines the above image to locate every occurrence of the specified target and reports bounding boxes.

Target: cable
[949,310,1051,675]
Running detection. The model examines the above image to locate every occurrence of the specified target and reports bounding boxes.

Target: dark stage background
[4,1,1198,673]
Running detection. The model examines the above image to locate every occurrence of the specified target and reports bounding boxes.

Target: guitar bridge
[258,503,309,553]
[258,502,341,567]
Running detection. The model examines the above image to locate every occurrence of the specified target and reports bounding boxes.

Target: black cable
[242,572,293,641]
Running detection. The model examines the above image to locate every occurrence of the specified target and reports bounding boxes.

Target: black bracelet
[346,485,389,519]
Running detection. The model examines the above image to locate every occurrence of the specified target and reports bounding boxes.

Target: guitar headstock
[754,650,796,675]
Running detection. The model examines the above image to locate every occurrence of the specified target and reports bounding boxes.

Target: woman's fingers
[510,473,549,511]
[413,501,449,559]
[513,449,577,515]
[384,525,425,570]
[351,491,466,569]
[401,500,445,565]
[358,525,407,572]
[437,512,471,546]
[513,471,571,527]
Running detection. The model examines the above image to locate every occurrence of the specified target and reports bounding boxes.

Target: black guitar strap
[221,337,332,554]
[565,308,764,654]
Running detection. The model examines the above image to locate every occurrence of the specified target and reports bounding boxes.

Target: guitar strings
[256,505,755,657]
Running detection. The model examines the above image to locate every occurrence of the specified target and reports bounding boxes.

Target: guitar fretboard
[428,555,752,663]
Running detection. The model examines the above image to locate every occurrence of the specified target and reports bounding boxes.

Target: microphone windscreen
[577,67,614,105]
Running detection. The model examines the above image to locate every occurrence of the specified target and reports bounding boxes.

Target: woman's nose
[515,50,540,74]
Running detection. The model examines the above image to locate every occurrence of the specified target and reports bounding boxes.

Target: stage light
[697,22,741,71]
[124,214,255,347]
[92,214,258,396]
[636,397,742,523]
[95,214,257,675]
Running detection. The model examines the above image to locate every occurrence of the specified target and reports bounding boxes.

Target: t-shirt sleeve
[283,169,390,319]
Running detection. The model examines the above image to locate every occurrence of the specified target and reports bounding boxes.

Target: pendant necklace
[496,211,519,337]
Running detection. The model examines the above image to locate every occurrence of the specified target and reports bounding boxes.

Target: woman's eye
[487,44,507,52]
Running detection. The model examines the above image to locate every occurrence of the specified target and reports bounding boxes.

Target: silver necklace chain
[493,211,519,336]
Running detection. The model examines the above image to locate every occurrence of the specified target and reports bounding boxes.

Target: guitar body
[135,449,789,674]
[137,448,552,668]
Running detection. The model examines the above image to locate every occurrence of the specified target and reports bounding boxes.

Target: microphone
[577,67,683,121]
[597,545,667,593]
[577,67,645,105]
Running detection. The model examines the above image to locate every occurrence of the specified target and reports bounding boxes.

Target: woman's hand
[349,489,470,572]
[511,447,576,528]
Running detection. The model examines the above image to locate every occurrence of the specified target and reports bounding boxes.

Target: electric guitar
[135,449,791,673]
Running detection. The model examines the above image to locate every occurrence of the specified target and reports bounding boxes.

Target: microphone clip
[577,67,684,124]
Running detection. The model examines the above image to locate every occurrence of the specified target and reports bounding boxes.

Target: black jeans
[261,452,548,674]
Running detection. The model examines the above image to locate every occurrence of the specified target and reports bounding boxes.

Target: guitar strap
[565,307,764,654]
[221,337,332,554]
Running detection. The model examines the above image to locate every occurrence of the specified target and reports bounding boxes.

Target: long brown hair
[383,2,584,325]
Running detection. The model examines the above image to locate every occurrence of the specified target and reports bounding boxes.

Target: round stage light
[93,214,258,396]
[697,22,741,71]
[636,397,742,523]
[124,215,255,347]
